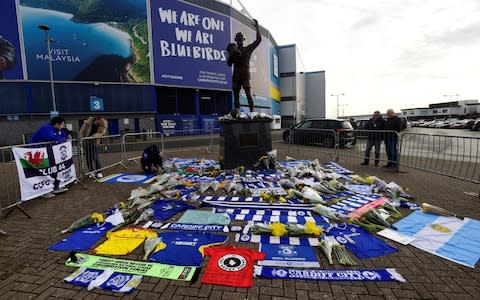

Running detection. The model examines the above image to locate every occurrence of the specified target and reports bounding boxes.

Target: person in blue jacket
[30,116,68,144]
[29,116,69,196]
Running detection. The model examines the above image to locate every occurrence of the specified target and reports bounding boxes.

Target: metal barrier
[79,134,126,177]
[335,129,401,169]
[0,141,56,219]
[161,129,218,156]
[399,132,480,183]
[280,128,339,162]
[122,131,164,165]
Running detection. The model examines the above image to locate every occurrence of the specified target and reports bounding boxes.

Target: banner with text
[150,0,231,89]
[13,141,76,201]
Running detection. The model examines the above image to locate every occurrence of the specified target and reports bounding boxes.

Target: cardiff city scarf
[66,253,197,281]
[236,233,320,246]
[254,266,406,282]
[64,267,142,293]
[214,208,313,217]
[160,223,229,232]
[202,201,314,210]
[322,161,354,174]
[232,214,322,224]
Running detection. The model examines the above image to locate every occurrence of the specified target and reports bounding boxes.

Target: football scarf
[254,266,406,282]
[214,208,313,217]
[160,223,229,232]
[64,267,142,293]
[66,253,197,281]
[236,233,320,246]
[231,214,322,224]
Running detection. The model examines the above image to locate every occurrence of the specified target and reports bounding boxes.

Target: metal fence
[79,134,126,177]
[122,132,165,165]
[399,132,480,183]
[0,141,55,218]
[274,128,478,184]
[3,128,478,220]
[335,129,401,169]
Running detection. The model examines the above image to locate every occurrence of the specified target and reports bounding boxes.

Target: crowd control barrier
[79,134,126,177]
[0,141,57,219]
[399,132,480,184]
[122,132,164,165]
[335,130,401,170]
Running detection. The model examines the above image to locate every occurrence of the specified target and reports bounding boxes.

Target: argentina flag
[394,211,480,268]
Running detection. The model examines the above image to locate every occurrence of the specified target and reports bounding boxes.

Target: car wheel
[283,131,292,143]
[324,136,335,148]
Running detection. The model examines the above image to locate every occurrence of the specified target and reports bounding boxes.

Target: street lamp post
[38,24,57,115]
[331,93,344,118]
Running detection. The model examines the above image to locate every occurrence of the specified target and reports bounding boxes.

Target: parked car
[282,119,354,148]
[471,120,480,131]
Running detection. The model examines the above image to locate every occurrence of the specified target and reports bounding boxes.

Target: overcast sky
[224,0,480,117]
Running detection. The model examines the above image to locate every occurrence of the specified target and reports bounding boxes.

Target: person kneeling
[141,145,162,174]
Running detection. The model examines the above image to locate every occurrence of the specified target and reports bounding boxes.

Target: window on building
[433,109,438,114]
[178,89,196,114]
[215,92,230,115]
[200,90,215,114]
[442,109,448,113]
[157,87,177,114]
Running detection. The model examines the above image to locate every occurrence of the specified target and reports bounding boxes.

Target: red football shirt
[201,245,265,287]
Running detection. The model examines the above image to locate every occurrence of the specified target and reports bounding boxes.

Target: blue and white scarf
[214,208,312,217]
[160,223,229,232]
[232,214,322,224]
[254,266,405,282]
[236,233,320,246]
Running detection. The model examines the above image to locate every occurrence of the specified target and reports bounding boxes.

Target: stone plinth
[219,119,272,169]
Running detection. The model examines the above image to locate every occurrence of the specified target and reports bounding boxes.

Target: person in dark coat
[349,118,358,145]
[383,109,402,168]
[141,145,162,174]
[361,111,385,166]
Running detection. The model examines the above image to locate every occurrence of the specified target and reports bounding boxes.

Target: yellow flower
[365,176,376,185]
[304,221,323,236]
[269,222,287,236]
[91,212,104,223]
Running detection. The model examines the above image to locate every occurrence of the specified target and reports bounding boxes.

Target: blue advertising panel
[19,0,151,82]
[0,0,24,80]
[150,0,231,90]
[199,115,218,131]
[270,43,281,115]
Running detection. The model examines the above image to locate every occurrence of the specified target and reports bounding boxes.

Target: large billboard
[151,0,231,90]
[19,0,151,83]
[0,0,24,80]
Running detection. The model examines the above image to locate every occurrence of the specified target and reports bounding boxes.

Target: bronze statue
[227,19,261,113]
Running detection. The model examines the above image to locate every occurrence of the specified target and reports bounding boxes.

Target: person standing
[349,118,358,145]
[30,116,68,144]
[383,109,402,168]
[79,116,108,179]
[361,111,385,166]
[29,116,69,196]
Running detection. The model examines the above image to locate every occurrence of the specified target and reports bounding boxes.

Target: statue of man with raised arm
[226,19,261,113]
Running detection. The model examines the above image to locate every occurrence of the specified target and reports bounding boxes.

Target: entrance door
[107,119,119,135]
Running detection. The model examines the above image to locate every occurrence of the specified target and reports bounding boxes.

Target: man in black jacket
[361,111,385,166]
[383,109,402,168]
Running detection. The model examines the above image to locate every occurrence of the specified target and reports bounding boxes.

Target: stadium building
[0,0,325,145]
